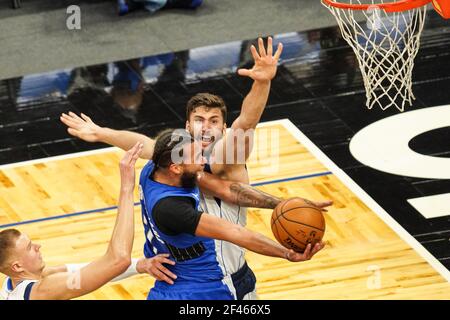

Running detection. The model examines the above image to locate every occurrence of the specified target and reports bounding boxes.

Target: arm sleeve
[152,196,203,236]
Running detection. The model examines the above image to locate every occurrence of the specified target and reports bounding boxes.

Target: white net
[322,1,428,111]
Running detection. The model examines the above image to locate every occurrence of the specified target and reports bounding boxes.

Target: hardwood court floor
[0,123,449,299]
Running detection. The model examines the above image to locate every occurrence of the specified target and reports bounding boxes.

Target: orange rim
[322,0,432,12]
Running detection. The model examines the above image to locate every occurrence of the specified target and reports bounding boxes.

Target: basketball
[271,198,326,253]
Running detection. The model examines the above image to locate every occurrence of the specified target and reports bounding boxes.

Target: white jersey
[0,277,36,300]
[199,191,247,275]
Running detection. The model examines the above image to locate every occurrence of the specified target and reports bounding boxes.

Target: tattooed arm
[196,171,282,209]
[227,182,282,209]
[196,171,333,211]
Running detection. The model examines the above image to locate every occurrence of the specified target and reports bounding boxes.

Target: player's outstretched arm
[195,213,324,262]
[60,112,154,159]
[197,171,281,208]
[196,171,333,211]
[212,37,283,171]
[42,254,177,285]
[232,37,283,131]
[210,37,283,182]
[29,143,143,300]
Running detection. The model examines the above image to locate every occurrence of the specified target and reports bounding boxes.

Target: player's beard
[180,171,197,189]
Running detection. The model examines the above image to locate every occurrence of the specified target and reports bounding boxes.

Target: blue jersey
[139,161,235,300]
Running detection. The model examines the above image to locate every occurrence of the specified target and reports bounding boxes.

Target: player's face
[13,233,45,274]
[186,106,226,150]
[181,141,206,173]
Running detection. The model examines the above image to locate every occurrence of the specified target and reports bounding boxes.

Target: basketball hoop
[322,0,433,112]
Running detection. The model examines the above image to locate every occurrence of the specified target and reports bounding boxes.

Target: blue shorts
[147,280,235,300]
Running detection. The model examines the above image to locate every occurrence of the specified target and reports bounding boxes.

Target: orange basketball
[271,198,325,253]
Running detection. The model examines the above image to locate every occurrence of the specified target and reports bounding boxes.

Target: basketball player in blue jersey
[0,143,177,300]
[140,129,324,300]
[61,37,333,299]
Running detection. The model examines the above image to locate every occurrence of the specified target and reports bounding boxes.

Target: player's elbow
[109,251,132,273]
[239,120,256,132]
[113,256,132,275]
[234,116,257,131]
[216,188,236,205]
[141,148,153,160]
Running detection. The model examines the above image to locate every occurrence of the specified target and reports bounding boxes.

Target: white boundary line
[0,147,119,170]
[255,119,289,127]
[278,118,450,283]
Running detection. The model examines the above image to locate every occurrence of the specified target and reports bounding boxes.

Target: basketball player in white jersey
[60,37,332,299]
[0,143,177,300]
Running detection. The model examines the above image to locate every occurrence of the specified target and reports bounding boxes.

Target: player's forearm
[236,226,288,259]
[31,256,131,300]
[229,182,282,209]
[198,215,288,259]
[234,80,271,130]
[197,172,281,208]
[98,127,154,159]
[64,258,140,282]
[107,187,135,262]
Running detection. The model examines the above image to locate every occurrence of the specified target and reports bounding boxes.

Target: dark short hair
[0,229,21,272]
[152,129,194,168]
[186,93,227,123]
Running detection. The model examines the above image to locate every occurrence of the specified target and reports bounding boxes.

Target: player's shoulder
[0,278,37,300]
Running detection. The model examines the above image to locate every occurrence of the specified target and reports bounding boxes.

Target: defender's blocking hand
[237,37,283,82]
